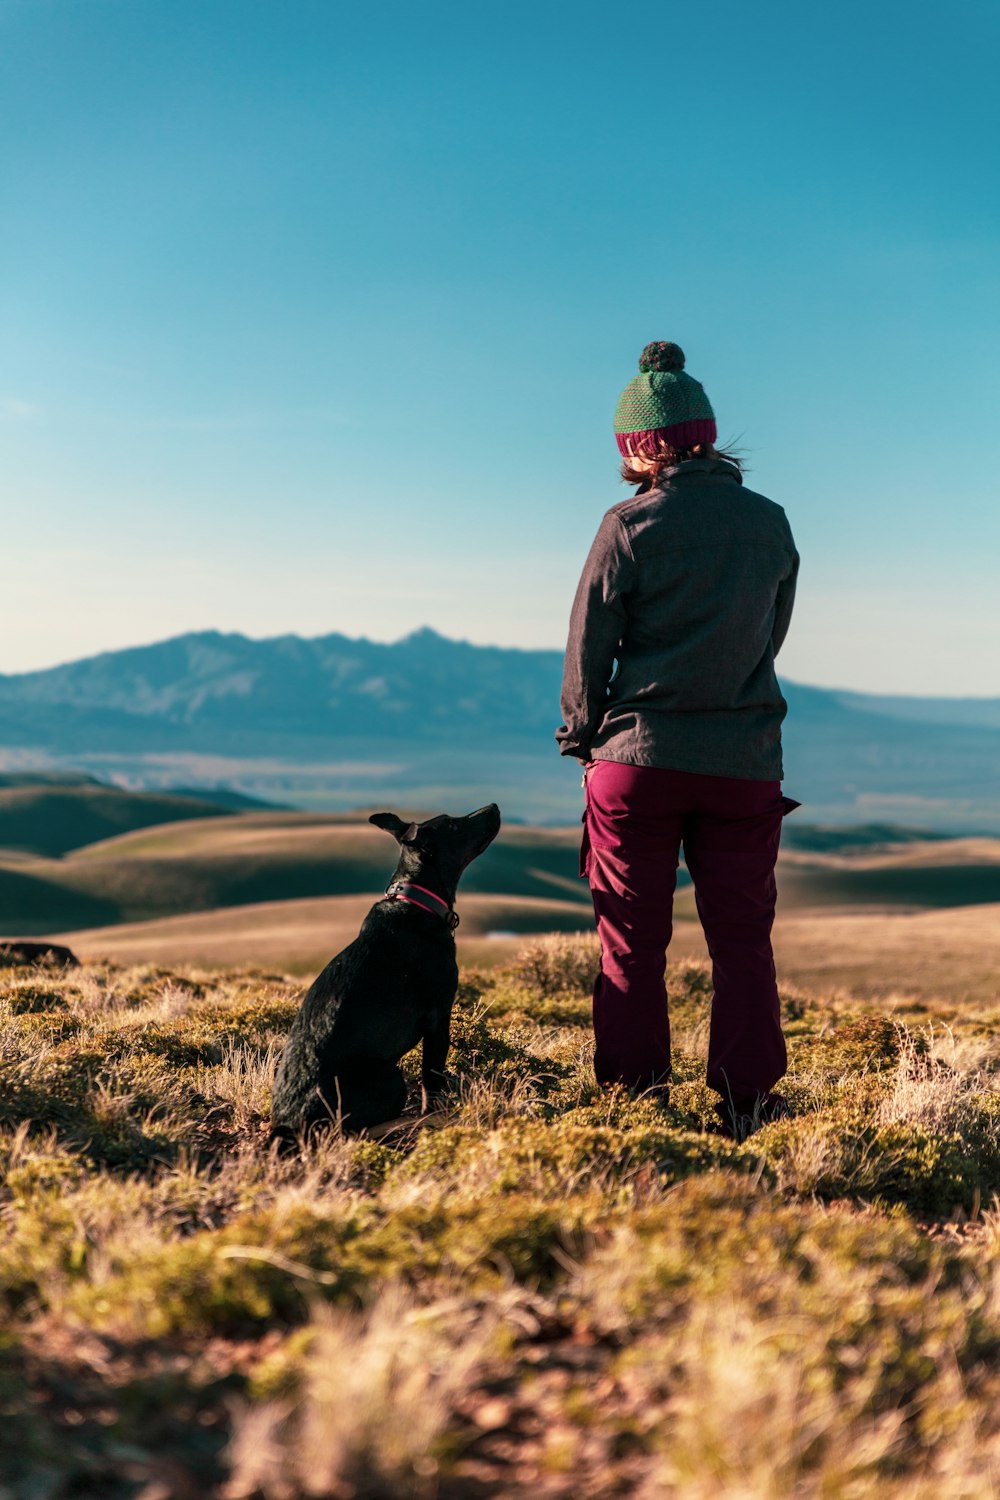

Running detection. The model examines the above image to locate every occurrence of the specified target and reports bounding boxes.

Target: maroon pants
[581,760,799,1099]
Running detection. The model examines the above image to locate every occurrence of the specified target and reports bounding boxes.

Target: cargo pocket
[579,762,595,879]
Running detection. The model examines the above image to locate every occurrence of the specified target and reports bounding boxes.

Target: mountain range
[1,628,998,828]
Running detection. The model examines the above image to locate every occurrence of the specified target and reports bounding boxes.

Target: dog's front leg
[421,1015,453,1113]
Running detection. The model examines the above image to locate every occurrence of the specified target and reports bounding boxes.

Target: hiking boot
[715,1091,791,1141]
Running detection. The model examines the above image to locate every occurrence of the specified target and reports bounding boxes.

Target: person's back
[592,458,798,778]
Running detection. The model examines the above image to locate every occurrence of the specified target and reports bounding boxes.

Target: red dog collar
[385,881,460,930]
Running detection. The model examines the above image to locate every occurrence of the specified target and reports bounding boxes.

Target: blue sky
[2,0,998,693]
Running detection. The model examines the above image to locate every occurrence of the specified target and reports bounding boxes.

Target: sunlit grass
[3,940,1000,1496]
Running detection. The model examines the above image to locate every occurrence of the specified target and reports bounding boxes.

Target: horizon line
[2,624,1000,706]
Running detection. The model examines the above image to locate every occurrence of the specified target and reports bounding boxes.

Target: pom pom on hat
[638,341,685,373]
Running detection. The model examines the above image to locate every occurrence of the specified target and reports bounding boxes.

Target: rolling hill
[0,789,591,936]
[0,773,272,858]
[3,781,1000,948]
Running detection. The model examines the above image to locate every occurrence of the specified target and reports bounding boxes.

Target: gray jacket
[556,458,799,780]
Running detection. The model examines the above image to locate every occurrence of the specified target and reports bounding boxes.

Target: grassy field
[3,937,1000,1497]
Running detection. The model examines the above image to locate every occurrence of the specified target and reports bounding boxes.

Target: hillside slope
[0,775,256,857]
[5,797,1000,938]
[0,812,591,935]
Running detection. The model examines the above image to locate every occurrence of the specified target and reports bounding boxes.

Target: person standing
[556,340,800,1137]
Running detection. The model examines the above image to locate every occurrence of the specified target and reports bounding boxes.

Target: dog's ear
[369,812,420,844]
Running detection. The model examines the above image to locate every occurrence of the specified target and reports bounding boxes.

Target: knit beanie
[614,341,717,457]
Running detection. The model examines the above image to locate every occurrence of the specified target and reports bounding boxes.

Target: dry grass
[225,1287,514,1500]
[3,937,1000,1497]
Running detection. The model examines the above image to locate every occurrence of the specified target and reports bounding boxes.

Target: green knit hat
[614,341,717,457]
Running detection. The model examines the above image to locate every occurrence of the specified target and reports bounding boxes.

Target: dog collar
[385,881,460,930]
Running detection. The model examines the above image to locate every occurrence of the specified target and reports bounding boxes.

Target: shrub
[505,934,600,997]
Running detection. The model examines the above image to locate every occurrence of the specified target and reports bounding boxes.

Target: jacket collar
[638,457,743,493]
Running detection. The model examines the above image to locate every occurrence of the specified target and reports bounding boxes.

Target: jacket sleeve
[555,511,636,761]
[772,523,800,658]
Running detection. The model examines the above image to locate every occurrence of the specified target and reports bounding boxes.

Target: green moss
[779,985,822,1026]
[758,1111,1000,1217]
[0,1142,83,1203]
[63,1192,597,1336]
[0,1189,83,1316]
[795,1016,920,1076]
[68,1205,367,1336]
[2,983,69,1014]
[245,1326,316,1400]
[365,1197,584,1286]
[3,1009,83,1040]
[200,996,300,1044]
[347,1138,398,1189]
[96,1024,226,1068]
[398,1116,748,1196]
[664,1079,727,1130]
[866,1122,999,1218]
[0,1041,196,1167]
[585,1170,946,1321]
[486,989,592,1026]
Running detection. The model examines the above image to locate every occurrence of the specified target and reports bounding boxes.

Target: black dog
[270,803,501,1141]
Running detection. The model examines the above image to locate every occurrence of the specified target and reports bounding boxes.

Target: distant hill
[0,628,998,828]
[2,790,1000,939]
[0,775,273,858]
[0,809,590,936]
[161,785,283,812]
[779,823,949,854]
[0,771,97,788]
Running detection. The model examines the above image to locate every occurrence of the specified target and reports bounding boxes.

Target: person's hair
[620,440,745,490]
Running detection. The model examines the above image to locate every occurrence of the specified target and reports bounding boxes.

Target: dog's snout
[465,802,501,855]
